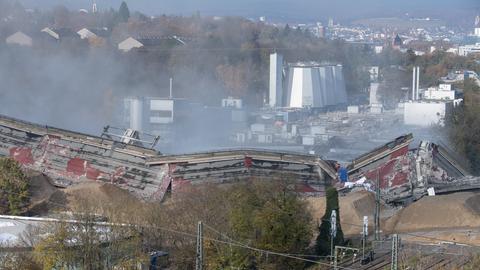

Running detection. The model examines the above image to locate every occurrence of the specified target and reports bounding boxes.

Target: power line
[200,222,358,270]
[324,218,480,249]
[203,223,331,258]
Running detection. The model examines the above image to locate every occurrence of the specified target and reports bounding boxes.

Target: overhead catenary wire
[322,218,480,249]
[203,222,332,259]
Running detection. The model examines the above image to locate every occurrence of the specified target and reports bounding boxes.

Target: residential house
[118,37,144,52]
[40,27,79,41]
[77,28,110,47]
[5,31,32,46]
[77,28,97,39]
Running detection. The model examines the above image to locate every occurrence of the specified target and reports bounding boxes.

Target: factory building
[423,84,456,101]
[122,97,189,144]
[285,62,347,108]
[122,96,247,152]
[268,53,347,109]
[404,68,460,127]
[404,101,453,127]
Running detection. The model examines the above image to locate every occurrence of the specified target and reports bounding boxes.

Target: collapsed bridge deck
[0,114,337,200]
[147,149,338,196]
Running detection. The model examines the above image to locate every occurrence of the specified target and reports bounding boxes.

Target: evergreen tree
[0,158,29,215]
[282,24,291,37]
[206,181,312,269]
[118,1,130,23]
[315,187,344,256]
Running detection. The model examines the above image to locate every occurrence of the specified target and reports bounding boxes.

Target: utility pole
[362,216,368,260]
[374,168,381,240]
[334,246,360,270]
[391,234,399,270]
[195,221,203,270]
[334,246,338,270]
[330,210,337,260]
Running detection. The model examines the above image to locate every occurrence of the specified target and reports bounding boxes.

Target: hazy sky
[20,0,480,22]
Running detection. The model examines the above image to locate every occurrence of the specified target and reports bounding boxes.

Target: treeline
[446,79,480,174]
[377,48,480,107]
[0,0,374,107]
[1,179,333,269]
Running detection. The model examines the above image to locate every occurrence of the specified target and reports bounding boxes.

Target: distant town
[1,0,480,269]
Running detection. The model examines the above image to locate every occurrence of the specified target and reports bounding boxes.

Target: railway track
[337,246,473,269]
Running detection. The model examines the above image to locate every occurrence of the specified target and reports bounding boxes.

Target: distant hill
[18,0,479,24]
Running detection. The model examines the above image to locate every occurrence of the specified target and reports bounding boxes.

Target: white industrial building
[404,101,452,127]
[369,83,380,105]
[123,97,145,131]
[285,62,347,108]
[374,46,383,54]
[269,53,283,107]
[458,43,480,56]
[222,97,243,109]
[122,97,179,135]
[268,54,347,109]
[369,82,383,113]
[423,84,456,101]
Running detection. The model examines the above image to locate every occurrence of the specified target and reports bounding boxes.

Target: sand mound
[26,170,56,204]
[465,194,480,215]
[307,191,480,238]
[384,192,480,233]
[25,170,61,215]
[307,191,376,236]
[63,181,143,211]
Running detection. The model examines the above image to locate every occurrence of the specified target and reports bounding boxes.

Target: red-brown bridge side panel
[66,158,102,180]
[9,147,34,165]
[362,147,411,189]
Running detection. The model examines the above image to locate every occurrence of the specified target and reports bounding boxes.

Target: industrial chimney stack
[92,1,98,13]
[269,52,284,107]
[412,66,420,100]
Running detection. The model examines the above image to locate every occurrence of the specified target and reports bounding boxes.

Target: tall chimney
[416,67,420,100]
[92,0,97,13]
[412,67,416,100]
[169,77,173,99]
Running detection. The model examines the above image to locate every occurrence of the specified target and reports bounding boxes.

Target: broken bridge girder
[146,149,338,181]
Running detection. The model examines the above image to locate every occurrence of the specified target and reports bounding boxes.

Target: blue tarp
[339,167,348,182]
